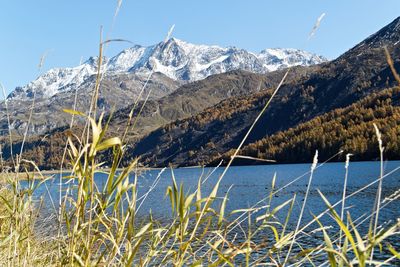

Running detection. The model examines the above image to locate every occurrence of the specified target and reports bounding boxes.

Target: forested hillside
[215,87,400,165]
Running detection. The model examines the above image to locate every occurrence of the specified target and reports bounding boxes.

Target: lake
[30,160,400,231]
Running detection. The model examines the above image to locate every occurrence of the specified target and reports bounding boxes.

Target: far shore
[1,159,393,182]
[0,164,208,181]
[0,166,168,181]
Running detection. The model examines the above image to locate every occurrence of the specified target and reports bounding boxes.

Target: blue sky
[1,0,400,93]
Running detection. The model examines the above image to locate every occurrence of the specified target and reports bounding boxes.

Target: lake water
[25,160,400,262]
[30,160,400,231]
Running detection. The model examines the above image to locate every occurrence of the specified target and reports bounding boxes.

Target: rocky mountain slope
[0,72,179,137]
[110,67,315,139]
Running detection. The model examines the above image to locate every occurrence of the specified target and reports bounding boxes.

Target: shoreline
[1,159,395,181]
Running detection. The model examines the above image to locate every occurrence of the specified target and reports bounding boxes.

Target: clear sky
[1,0,400,94]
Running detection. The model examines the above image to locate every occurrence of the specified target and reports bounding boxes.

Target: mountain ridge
[7,38,326,101]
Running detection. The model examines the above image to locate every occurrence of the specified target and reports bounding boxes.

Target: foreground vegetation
[0,108,399,266]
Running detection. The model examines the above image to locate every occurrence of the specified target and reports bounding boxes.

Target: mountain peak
[168,37,184,44]
[161,37,193,52]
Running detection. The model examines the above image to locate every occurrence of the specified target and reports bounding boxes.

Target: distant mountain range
[8,38,326,101]
[2,17,400,170]
[1,39,325,137]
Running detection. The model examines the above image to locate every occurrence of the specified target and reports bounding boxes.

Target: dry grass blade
[370,123,385,262]
[218,69,290,182]
[384,46,400,86]
[233,155,276,163]
[309,13,326,40]
[0,83,15,169]
[284,150,318,265]
[17,52,49,172]
[114,0,123,20]
[339,153,352,248]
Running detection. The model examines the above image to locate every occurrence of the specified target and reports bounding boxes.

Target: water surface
[31,161,400,228]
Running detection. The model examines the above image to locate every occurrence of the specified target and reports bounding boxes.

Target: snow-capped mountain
[8,38,326,100]
[110,38,326,81]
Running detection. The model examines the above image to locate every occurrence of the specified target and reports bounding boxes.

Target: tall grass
[1,79,399,267]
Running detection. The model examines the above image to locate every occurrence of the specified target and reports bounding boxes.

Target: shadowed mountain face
[109,68,314,140]
[123,17,400,167]
[2,17,400,170]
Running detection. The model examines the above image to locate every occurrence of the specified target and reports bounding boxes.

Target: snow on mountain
[8,58,98,100]
[118,38,326,81]
[258,48,325,71]
[8,38,326,100]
